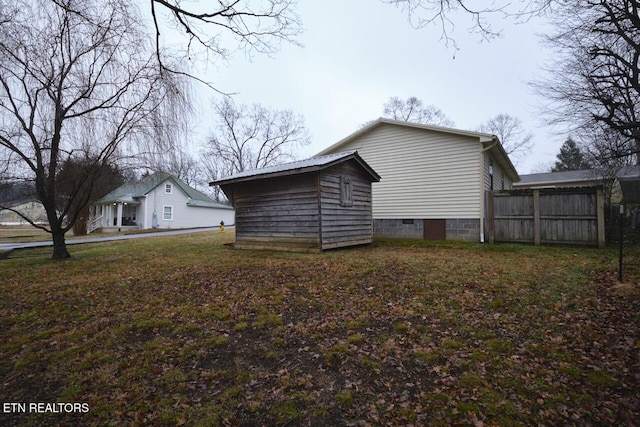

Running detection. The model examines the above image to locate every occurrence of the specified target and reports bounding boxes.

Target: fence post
[596,187,605,248]
[533,189,541,245]
[486,191,495,244]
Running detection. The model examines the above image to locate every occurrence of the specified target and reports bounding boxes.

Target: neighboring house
[91,172,234,233]
[316,118,520,242]
[514,169,603,190]
[211,151,380,252]
[0,182,48,225]
[618,167,640,204]
[515,165,640,202]
[0,199,48,225]
[516,165,640,233]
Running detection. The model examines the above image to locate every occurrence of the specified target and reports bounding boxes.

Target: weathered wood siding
[330,123,482,219]
[319,162,374,249]
[487,188,605,247]
[231,174,321,252]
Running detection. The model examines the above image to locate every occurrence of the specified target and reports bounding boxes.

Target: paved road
[0,226,232,254]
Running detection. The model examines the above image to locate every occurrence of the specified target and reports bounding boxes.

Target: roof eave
[484,138,520,182]
[210,152,380,187]
[316,118,498,156]
[211,165,326,187]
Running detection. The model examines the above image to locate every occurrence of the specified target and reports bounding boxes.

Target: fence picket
[486,188,604,247]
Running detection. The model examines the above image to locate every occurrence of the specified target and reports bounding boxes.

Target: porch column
[116,203,123,229]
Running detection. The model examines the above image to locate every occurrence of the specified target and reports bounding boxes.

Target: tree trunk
[51,228,71,259]
[73,207,89,235]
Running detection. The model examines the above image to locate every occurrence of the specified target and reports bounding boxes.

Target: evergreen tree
[552,138,591,171]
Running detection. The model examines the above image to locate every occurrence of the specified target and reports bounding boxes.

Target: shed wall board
[232,174,322,250]
[319,162,374,248]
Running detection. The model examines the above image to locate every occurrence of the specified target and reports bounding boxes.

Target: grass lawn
[0,225,188,244]
[1,231,639,426]
[0,226,51,241]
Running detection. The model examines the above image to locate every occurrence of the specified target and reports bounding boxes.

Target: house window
[163,205,173,220]
[340,176,353,207]
[165,183,173,194]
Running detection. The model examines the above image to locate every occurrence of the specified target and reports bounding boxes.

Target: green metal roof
[97,172,232,209]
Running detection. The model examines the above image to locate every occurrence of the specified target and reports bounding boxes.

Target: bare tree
[584,125,638,168]
[56,158,129,235]
[381,0,552,50]
[528,160,555,173]
[147,0,302,83]
[0,0,188,259]
[533,0,640,164]
[202,97,310,181]
[382,96,455,127]
[582,125,637,204]
[381,1,639,166]
[477,113,533,166]
[139,107,203,188]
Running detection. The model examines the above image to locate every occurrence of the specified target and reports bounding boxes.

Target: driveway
[0,227,231,256]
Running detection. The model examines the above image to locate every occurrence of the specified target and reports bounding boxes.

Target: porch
[88,200,141,233]
[99,225,141,233]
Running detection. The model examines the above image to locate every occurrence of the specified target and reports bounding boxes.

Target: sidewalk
[0,227,231,255]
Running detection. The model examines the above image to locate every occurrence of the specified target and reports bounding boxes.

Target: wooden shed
[210,151,381,252]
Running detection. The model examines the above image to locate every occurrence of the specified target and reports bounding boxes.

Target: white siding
[329,124,483,218]
[483,153,514,191]
[144,179,234,229]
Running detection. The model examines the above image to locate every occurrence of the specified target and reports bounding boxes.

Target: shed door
[424,219,446,240]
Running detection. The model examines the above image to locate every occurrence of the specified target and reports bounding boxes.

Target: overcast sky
[189,0,563,175]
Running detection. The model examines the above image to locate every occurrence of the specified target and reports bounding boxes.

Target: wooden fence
[485,187,605,248]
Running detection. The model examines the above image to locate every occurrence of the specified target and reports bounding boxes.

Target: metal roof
[210,151,381,187]
[98,172,232,209]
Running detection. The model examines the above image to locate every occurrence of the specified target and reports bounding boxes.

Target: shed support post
[533,189,541,245]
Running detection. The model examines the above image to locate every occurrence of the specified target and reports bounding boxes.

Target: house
[0,182,48,225]
[91,172,234,233]
[515,165,640,232]
[514,166,640,206]
[316,118,520,242]
[618,166,640,204]
[210,151,381,252]
[514,166,640,194]
[0,199,48,226]
[514,169,603,190]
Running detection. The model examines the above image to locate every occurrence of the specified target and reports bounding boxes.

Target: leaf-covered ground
[1,232,639,426]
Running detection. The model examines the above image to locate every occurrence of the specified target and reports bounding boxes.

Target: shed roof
[315,118,520,182]
[98,172,232,209]
[210,151,381,187]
